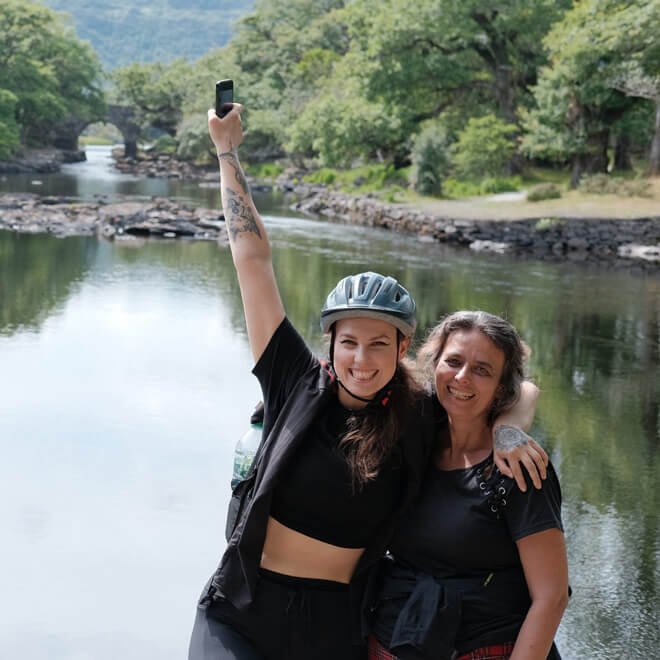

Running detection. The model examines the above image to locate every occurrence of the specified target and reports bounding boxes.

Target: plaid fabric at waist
[457,642,514,659]
[367,635,514,660]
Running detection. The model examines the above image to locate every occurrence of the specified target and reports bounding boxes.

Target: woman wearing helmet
[189,104,546,660]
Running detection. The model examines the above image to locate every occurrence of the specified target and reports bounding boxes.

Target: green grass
[245,162,285,179]
[301,163,410,201]
[258,160,656,206]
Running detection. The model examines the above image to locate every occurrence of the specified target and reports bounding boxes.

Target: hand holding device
[215,79,234,118]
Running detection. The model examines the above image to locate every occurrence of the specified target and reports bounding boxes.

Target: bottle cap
[250,401,264,426]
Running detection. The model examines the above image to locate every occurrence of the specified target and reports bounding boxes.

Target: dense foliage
[3,0,659,186]
[0,0,105,158]
[521,0,660,182]
[174,0,658,185]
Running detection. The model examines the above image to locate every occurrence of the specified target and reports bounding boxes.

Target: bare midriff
[260,516,365,584]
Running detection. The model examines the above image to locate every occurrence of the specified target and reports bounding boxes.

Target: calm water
[1,149,658,659]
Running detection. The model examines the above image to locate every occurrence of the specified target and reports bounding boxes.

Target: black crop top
[270,397,402,548]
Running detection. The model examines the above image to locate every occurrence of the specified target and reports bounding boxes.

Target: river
[1,146,658,659]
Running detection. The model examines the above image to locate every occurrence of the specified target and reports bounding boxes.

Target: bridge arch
[52,104,141,159]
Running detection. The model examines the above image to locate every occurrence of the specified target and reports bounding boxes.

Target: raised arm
[511,529,569,659]
[207,106,285,362]
[492,381,549,491]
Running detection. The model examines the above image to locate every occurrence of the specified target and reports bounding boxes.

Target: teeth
[351,369,377,381]
[448,386,474,400]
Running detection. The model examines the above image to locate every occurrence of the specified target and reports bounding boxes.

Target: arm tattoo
[493,425,529,451]
[218,150,250,195]
[223,187,262,242]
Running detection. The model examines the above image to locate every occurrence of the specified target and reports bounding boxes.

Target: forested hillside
[39,0,254,69]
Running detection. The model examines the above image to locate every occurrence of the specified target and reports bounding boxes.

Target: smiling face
[332,317,409,409]
[434,329,506,423]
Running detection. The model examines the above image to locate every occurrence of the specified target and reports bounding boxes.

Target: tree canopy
[2,0,658,184]
[0,0,105,157]
[175,0,657,183]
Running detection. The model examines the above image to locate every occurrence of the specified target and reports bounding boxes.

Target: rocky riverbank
[289,187,660,266]
[0,193,228,243]
[112,147,213,180]
[1,184,658,266]
[0,148,85,174]
[103,149,660,265]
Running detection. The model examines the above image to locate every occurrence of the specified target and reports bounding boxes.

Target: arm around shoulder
[492,382,548,491]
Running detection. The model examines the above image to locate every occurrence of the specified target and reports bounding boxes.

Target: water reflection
[0,232,97,334]
[0,162,658,658]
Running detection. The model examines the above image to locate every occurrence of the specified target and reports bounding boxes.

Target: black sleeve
[251,317,319,419]
[504,462,564,541]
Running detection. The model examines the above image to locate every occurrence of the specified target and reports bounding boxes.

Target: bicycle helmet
[320,272,417,337]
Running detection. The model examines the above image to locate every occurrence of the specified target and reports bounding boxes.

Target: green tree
[0,90,20,159]
[281,0,570,167]
[177,0,350,163]
[452,115,518,179]
[0,0,105,152]
[409,120,451,195]
[521,0,659,184]
[110,60,193,138]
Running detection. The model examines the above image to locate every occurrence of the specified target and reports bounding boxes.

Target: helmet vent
[320,271,417,336]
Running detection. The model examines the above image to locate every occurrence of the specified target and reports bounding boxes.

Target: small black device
[215,79,234,118]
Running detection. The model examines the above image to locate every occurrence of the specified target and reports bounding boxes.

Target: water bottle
[231,402,264,489]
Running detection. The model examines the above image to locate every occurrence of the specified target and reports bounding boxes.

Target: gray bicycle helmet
[320,272,417,337]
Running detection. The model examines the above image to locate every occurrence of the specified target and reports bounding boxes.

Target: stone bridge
[52,104,140,159]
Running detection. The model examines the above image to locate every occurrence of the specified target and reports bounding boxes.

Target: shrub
[383,186,405,203]
[535,217,564,232]
[303,168,337,185]
[177,113,213,163]
[527,183,562,202]
[452,115,518,179]
[153,134,178,154]
[620,179,651,197]
[578,174,617,194]
[352,163,407,189]
[409,122,451,195]
[246,162,284,179]
[479,176,522,194]
[442,178,482,198]
[579,174,652,197]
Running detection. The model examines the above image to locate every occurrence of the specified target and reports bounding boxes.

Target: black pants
[189,569,364,660]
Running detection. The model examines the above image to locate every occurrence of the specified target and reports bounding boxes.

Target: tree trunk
[613,133,632,172]
[570,154,583,188]
[495,64,517,126]
[649,101,660,176]
[584,130,610,175]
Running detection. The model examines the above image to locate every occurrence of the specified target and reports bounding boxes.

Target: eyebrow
[338,333,392,341]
